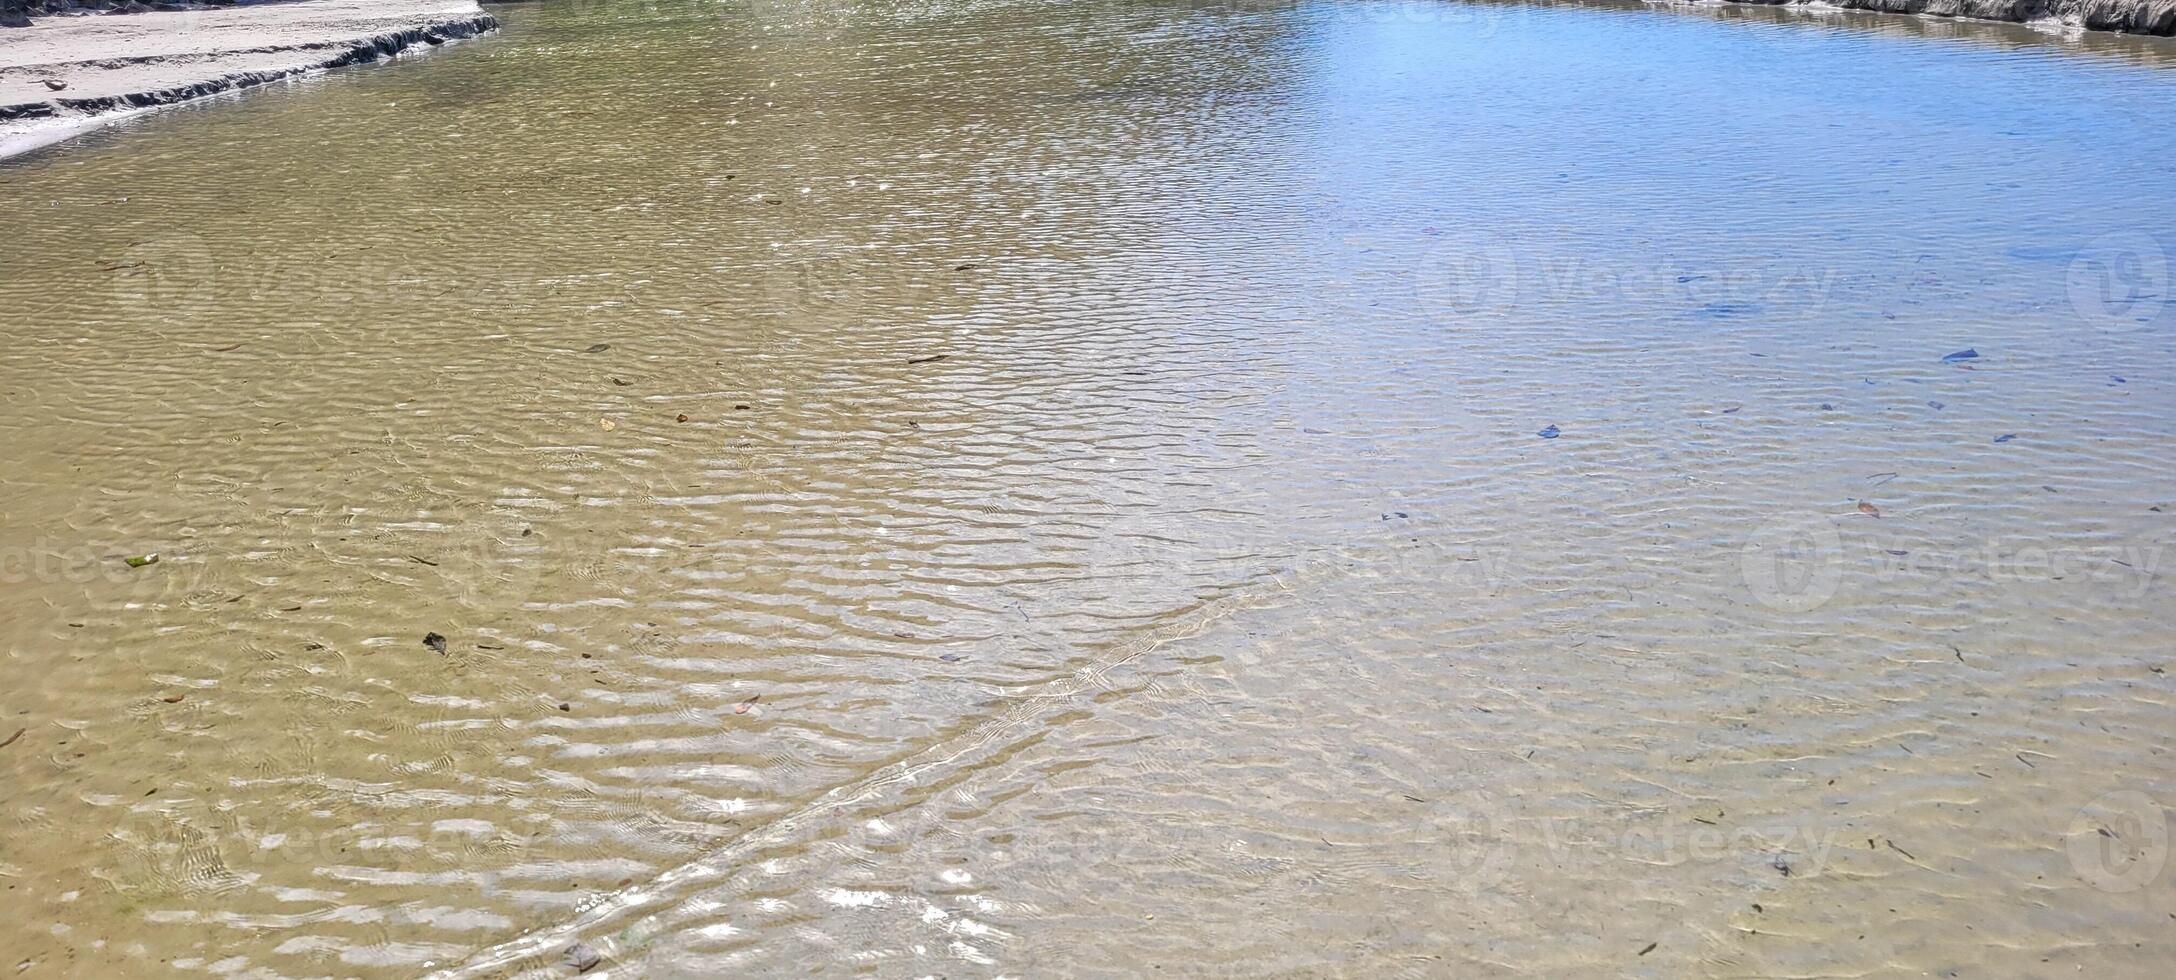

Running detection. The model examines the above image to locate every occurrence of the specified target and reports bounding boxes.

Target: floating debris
[599,418,618,432]
[1941,348,1979,363]
[1638,942,1658,956]
[564,942,602,974]
[582,343,612,354]
[1,728,26,749]
[1994,433,2017,443]
[907,354,950,365]
[676,414,690,423]
[1858,501,1881,518]
[734,694,762,714]
[159,694,186,704]
[123,554,159,568]
[423,632,448,655]
[1537,424,1560,439]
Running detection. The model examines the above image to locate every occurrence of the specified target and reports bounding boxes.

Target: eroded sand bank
[0,0,497,160]
[1713,0,2176,34]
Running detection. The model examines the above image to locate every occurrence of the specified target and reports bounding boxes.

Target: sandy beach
[0,0,496,159]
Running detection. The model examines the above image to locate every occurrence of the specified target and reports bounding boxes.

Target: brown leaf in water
[160,694,186,704]
[676,414,690,423]
[734,694,761,714]
[1858,501,1880,518]
[0,728,25,749]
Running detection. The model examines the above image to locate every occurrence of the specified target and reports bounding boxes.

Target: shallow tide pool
[2,0,2174,975]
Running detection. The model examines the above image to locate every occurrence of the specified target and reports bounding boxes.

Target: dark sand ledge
[1700,0,2175,34]
[1,0,498,160]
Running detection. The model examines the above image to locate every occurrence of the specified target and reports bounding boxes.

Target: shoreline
[1702,0,2176,34]
[1,0,2169,166]
[0,0,499,161]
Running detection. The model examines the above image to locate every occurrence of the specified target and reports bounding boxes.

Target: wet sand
[0,0,497,160]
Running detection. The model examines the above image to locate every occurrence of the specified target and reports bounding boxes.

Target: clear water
[2,1,2173,975]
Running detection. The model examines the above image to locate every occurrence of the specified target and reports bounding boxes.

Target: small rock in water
[1941,348,1979,363]
[423,632,448,655]
[1537,424,1560,439]
[564,941,602,974]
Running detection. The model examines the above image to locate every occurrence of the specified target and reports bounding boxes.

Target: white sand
[1,0,496,159]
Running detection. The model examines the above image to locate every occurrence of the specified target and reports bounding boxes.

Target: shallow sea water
[2,0,2174,975]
